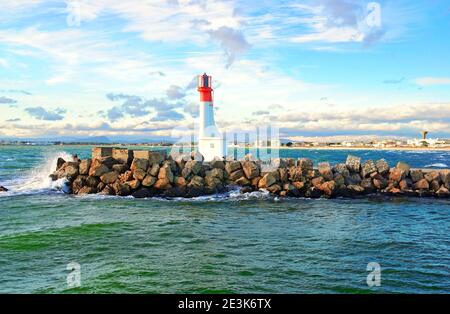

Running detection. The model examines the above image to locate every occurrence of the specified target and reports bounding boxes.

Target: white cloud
[415,77,450,86]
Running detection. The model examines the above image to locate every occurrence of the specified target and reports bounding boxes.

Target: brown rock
[297,158,313,173]
[99,185,114,195]
[361,178,375,192]
[320,180,336,197]
[288,166,303,182]
[206,168,224,180]
[311,176,324,188]
[375,159,390,176]
[389,168,405,182]
[348,184,365,195]
[235,176,251,186]
[373,176,388,190]
[112,148,133,164]
[318,162,333,181]
[85,176,100,188]
[333,163,350,177]
[112,163,129,174]
[251,176,260,187]
[279,168,288,183]
[229,169,245,181]
[130,158,149,172]
[225,161,242,174]
[413,179,429,190]
[267,184,281,194]
[424,171,440,183]
[112,181,131,196]
[127,179,141,190]
[89,159,109,177]
[174,176,187,187]
[440,170,450,186]
[79,159,91,175]
[436,186,450,198]
[56,157,66,170]
[292,181,305,190]
[410,169,424,183]
[333,173,345,187]
[148,164,160,177]
[188,176,204,188]
[361,160,377,178]
[154,178,172,190]
[142,175,157,187]
[346,155,361,173]
[100,171,119,184]
[210,159,225,170]
[258,172,277,188]
[72,176,86,194]
[77,186,96,195]
[97,182,106,191]
[158,165,174,183]
[242,161,260,180]
[185,160,202,175]
[430,180,440,192]
[133,168,147,181]
[119,170,134,182]
[399,179,411,191]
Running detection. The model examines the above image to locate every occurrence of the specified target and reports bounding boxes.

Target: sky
[1,0,450,142]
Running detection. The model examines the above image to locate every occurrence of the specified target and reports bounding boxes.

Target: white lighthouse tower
[197,73,226,161]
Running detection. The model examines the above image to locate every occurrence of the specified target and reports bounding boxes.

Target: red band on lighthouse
[198,87,213,102]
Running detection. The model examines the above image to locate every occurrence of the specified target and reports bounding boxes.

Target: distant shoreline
[1,143,450,152]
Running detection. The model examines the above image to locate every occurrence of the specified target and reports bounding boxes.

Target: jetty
[47,147,450,199]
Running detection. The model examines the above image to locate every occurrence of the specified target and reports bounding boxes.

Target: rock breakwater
[48,147,450,199]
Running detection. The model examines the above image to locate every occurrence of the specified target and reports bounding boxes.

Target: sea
[0,145,449,293]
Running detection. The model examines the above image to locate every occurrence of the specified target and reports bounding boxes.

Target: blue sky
[0,0,450,142]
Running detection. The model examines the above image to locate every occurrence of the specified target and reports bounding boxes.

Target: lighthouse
[197,73,226,161]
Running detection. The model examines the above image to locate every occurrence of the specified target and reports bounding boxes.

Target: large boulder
[142,175,157,187]
[360,178,375,193]
[389,168,405,182]
[242,161,260,180]
[85,176,100,188]
[346,155,361,173]
[258,172,277,188]
[361,160,377,178]
[112,163,129,174]
[119,170,134,182]
[229,169,245,181]
[288,166,303,182]
[130,158,149,172]
[112,181,131,196]
[225,161,242,174]
[312,177,324,188]
[77,186,96,195]
[127,179,141,190]
[297,158,313,173]
[320,180,336,197]
[158,165,174,183]
[424,171,440,183]
[333,163,350,177]
[79,159,91,175]
[410,169,424,183]
[318,162,333,181]
[154,178,172,190]
[71,177,85,194]
[375,159,390,176]
[188,176,205,188]
[133,168,147,181]
[436,186,450,198]
[148,164,160,177]
[205,168,224,180]
[56,157,66,170]
[210,158,225,170]
[89,159,109,177]
[100,171,119,184]
[440,170,450,186]
[413,179,429,190]
[345,173,362,185]
[184,160,202,176]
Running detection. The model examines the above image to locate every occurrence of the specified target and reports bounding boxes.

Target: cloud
[25,106,66,121]
[0,96,17,104]
[208,26,251,68]
[151,109,184,121]
[6,118,21,122]
[166,85,186,100]
[415,77,450,86]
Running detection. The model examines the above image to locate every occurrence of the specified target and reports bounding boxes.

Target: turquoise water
[0,146,449,293]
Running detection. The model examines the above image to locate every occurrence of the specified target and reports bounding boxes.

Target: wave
[424,163,448,168]
[0,151,73,197]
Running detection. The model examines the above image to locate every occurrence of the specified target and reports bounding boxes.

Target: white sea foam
[1,151,73,196]
[424,163,448,168]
